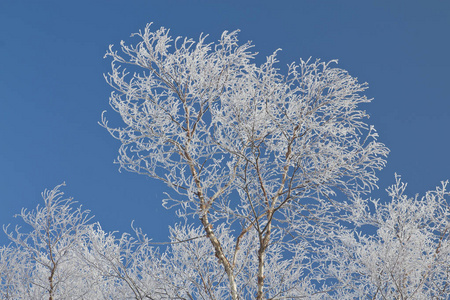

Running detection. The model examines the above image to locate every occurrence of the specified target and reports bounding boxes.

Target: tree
[0,185,321,299]
[327,175,450,299]
[2,183,96,300]
[101,23,388,299]
[2,179,448,299]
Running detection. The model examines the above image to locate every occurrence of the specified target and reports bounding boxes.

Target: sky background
[0,0,449,244]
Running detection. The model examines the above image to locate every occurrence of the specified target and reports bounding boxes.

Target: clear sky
[0,0,449,244]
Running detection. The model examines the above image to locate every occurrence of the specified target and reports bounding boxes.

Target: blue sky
[0,0,449,244]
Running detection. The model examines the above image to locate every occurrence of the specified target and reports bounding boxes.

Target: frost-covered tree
[2,179,449,299]
[0,184,156,300]
[1,183,96,300]
[326,176,450,299]
[101,23,389,299]
[79,222,317,299]
[0,185,320,299]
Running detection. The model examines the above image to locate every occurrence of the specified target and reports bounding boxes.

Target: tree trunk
[200,214,239,300]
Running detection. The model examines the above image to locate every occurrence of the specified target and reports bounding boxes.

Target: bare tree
[101,23,389,299]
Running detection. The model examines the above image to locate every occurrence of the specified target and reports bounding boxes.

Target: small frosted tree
[0,185,160,299]
[327,176,450,299]
[101,23,389,299]
[2,183,94,300]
